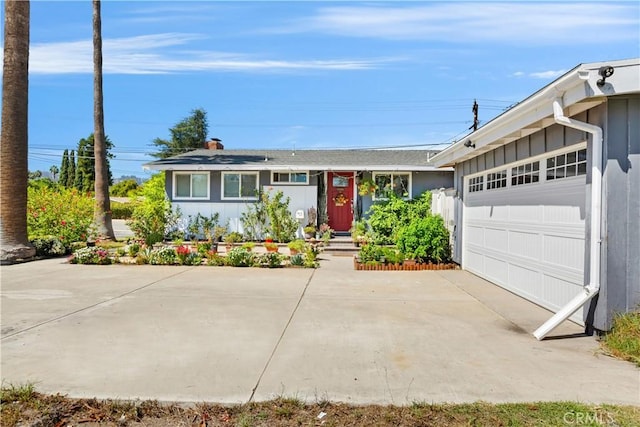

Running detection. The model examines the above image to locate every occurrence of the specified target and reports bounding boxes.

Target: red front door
[327,172,354,232]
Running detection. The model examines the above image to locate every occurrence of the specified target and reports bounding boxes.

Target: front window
[511,161,540,186]
[546,148,587,181]
[373,172,411,199]
[272,171,308,184]
[222,172,259,199]
[174,172,209,199]
[468,176,483,193]
[486,170,507,190]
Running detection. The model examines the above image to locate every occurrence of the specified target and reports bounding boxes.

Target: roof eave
[431,58,640,168]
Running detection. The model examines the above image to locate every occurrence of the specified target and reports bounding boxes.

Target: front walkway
[1,255,637,405]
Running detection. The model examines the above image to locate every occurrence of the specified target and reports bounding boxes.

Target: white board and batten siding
[462,144,587,323]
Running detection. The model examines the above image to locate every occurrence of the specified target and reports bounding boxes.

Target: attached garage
[432,58,640,336]
[463,144,587,323]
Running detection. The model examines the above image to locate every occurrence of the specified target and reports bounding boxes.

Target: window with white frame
[271,171,308,184]
[468,176,483,193]
[546,148,587,181]
[511,161,540,186]
[486,170,507,190]
[373,172,411,199]
[173,172,209,199]
[222,172,259,199]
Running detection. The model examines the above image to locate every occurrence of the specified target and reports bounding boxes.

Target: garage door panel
[466,225,485,246]
[508,264,541,300]
[543,234,585,271]
[484,228,508,251]
[543,274,584,315]
[463,171,586,325]
[508,230,541,260]
[509,204,543,222]
[484,255,508,284]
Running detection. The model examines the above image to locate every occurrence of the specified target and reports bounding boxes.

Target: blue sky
[14,1,640,179]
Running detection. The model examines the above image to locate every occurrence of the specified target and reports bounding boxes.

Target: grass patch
[1,386,639,427]
[601,310,640,366]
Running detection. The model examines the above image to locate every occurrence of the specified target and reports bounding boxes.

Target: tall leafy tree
[74,134,113,192]
[92,0,115,240]
[59,149,69,187]
[151,108,209,159]
[67,150,76,189]
[75,136,93,191]
[0,0,35,262]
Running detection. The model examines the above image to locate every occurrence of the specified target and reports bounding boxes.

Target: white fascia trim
[145,164,452,172]
[431,59,639,168]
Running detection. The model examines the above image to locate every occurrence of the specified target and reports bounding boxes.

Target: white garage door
[463,146,587,323]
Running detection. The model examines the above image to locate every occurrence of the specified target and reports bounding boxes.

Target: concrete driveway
[1,255,638,405]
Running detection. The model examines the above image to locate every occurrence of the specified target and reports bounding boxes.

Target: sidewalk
[1,255,638,405]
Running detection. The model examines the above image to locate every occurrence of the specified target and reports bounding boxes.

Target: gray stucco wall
[597,95,640,330]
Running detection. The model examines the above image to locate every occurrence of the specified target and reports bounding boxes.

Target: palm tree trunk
[1,0,35,263]
[92,0,115,240]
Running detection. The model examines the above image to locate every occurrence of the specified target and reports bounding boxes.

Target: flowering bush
[71,246,112,265]
[175,245,191,264]
[148,247,177,265]
[28,184,94,246]
[256,252,283,268]
[30,236,67,257]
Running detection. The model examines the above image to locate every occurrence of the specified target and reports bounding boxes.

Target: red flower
[61,220,67,226]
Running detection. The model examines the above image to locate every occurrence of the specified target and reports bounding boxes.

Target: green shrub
[358,243,384,263]
[256,252,283,268]
[30,236,67,257]
[125,242,141,257]
[110,179,139,197]
[396,215,451,263]
[366,195,412,245]
[28,185,94,245]
[226,247,254,267]
[110,201,136,219]
[381,246,403,264]
[148,246,177,265]
[127,173,180,245]
[71,246,112,265]
[265,191,298,242]
[206,253,227,266]
[365,192,433,245]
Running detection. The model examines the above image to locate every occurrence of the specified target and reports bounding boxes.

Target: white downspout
[532,98,603,340]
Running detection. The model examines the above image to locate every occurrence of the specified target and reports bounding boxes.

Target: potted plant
[223,231,243,252]
[242,242,256,252]
[213,225,228,243]
[303,226,316,239]
[264,241,279,253]
[358,178,377,196]
[287,239,305,255]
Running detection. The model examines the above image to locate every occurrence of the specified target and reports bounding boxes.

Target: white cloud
[529,69,567,79]
[276,3,638,44]
[29,33,397,75]
[511,69,567,79]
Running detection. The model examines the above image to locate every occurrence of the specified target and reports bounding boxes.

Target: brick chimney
[205,138,224,150]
